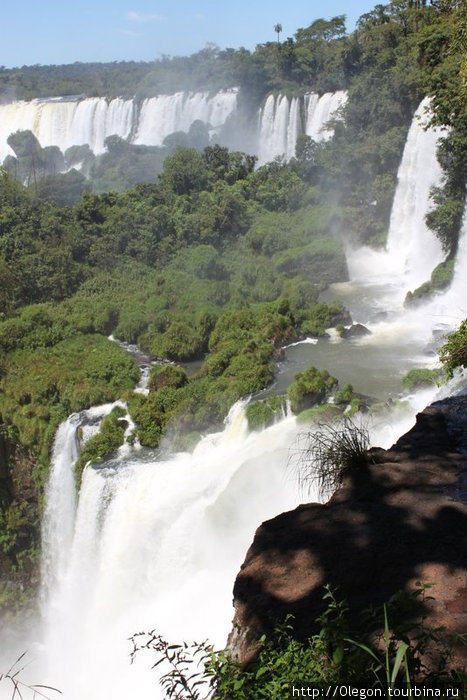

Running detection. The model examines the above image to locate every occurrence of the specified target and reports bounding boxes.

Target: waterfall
[257,91,347,165]
[39,401,304,699]
[0,97,135,160]
[4,86,467,699]
[421,209,467,326]
[339,99,466,353]
[347,97,446,295]
[40,414,80,607]
[257,95,302,164]
[385,97,445,287]
[37,374,467,699]
[0,89,346,168]
[0,90,238,163]
[40,404,124,607]
[442,211,467,316]
[305,90,348,142]
[133,89,238,146]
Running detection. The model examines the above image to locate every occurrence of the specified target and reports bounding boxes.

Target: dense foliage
[440,320,467,377]
[3,2,466,254]
[0,140,349,603]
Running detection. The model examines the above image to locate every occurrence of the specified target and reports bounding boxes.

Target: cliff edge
[228,393,467,666]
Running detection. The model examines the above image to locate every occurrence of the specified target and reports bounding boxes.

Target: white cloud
[126,10,163,23]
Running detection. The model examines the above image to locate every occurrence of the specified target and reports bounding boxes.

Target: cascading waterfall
[0,90,237,162]
[347,97,446,295]
[39,401,306,699]
[407,208,467,333]
[36,378,467,700]
[333,99,465,355]
[305,90,347,142]
[0,97,135,160]
[257,91,347,165]
[0,89,346,169]
[40,404,123,612]
[257,94,301,165]
[40,414,80,606]
[134,89,238,146]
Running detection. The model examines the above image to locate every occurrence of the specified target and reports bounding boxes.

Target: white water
[257,91,347,165]
[305,90,348,142]
[38,402,305,699]
[347,98,446,297]
[0,89,346,168]
[331,99,465,358]
[257,95,301,165]
[33,372,467,700]
[0,91,237,162]
[0,98,135,160]
[134,89,238,147]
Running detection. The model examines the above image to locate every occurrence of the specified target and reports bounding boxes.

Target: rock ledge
[228,393,467,666]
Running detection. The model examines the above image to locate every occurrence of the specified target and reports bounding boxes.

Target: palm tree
[274,23,282,43]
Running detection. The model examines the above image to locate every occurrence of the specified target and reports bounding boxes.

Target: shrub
[402,368,443,392]
[148,364,188,392]
[290,417,370,498]
[245,395,286,431]
[334,383,354,405]
[287,366,338,414]
[439,320,467,376]
[129,585,466,700]
[75,405,127,483]
[296,403,343,424]
[405,259,455,306]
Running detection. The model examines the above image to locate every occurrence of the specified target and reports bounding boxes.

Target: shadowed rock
[228,393,467,668]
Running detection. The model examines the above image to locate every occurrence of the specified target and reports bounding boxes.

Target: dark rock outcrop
[341,323,371,339]
[229,393,467,666]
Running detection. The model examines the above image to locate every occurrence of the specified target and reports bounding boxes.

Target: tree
[158,147,208,195]
[274,23,282,43]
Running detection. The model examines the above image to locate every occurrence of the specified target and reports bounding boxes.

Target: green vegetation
[440,320,467,377]
[291,417,370,498]
[130,584,466,699]
[245,395,287,431]
[0,129,353,597]
[296,402,343,424]
[334,382,354,405]
[402,367,444,392]
[1,2,465,258]
[287,366,338,414]
[405,259,455,305]
[75,405,127,483]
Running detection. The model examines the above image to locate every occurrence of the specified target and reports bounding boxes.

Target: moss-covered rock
[245,395,287,431]
[405,259,454,306]
[287,366,338,414]
[75,405,127,483]
[296,403,343,424]
[402,367,444,392]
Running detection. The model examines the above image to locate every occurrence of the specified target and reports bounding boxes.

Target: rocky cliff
[229,393,467,666]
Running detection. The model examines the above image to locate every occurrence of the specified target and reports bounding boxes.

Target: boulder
[341,323,371,339]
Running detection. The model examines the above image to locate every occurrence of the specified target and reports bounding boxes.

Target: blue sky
[3,1,379,68]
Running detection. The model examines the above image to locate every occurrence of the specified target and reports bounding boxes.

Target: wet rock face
[228,393,467,667]
[341,323,371,339]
